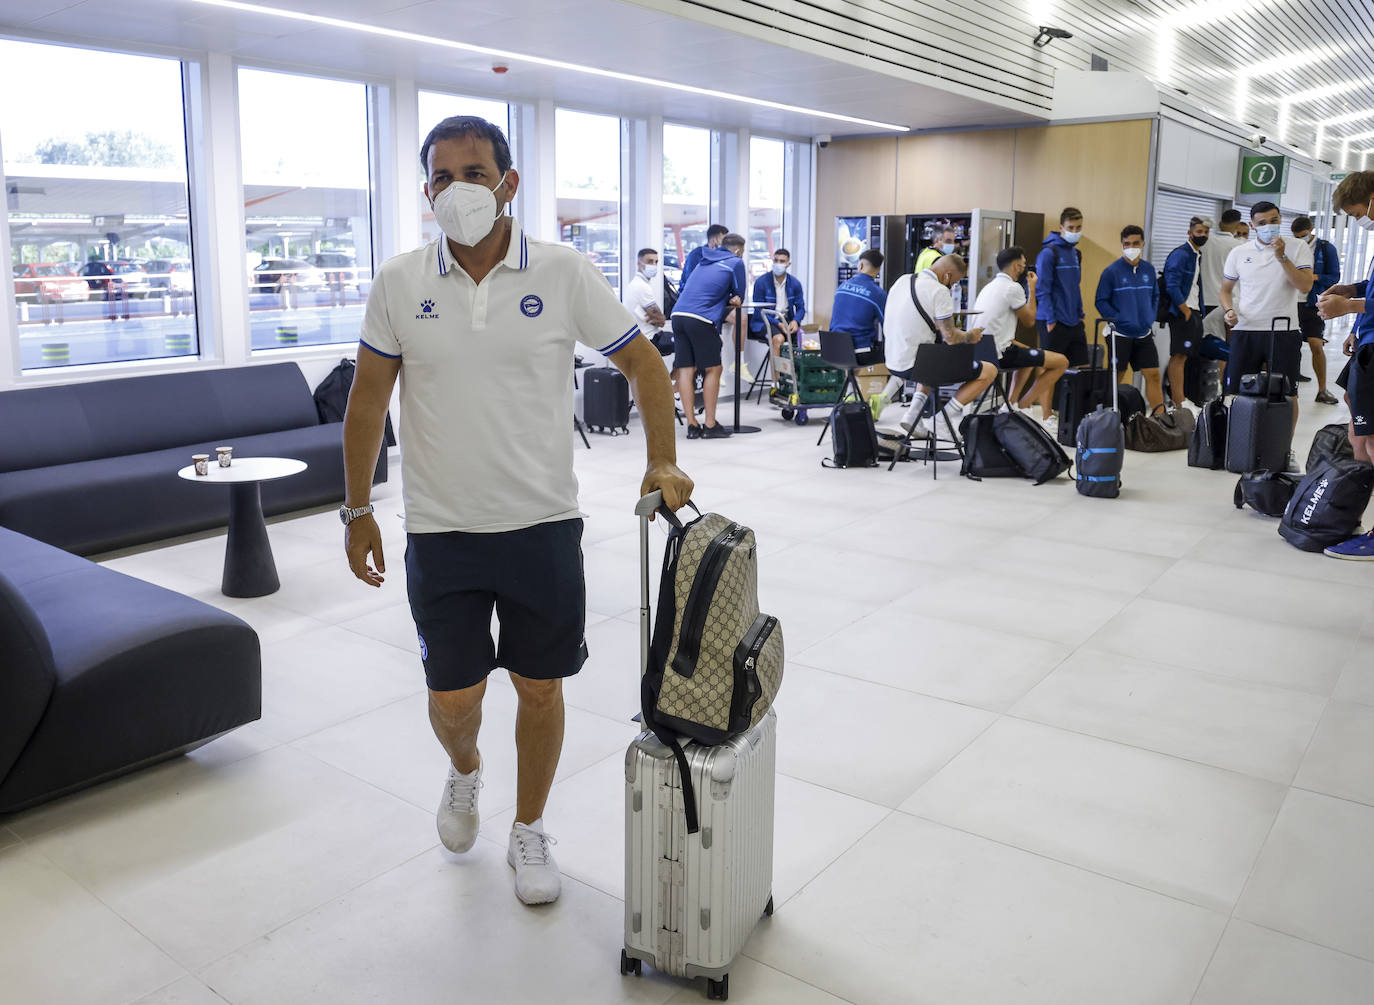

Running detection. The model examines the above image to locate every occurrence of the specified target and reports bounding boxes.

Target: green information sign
[1239,154,1287,196]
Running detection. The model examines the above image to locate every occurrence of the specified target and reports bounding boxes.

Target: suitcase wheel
[763,895,774,918]
[618,949,641,977]
[706,975,729,1000]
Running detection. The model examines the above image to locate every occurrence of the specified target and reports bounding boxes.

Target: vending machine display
[834,215,907,289]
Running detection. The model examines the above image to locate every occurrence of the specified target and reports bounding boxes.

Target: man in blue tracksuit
[1291,215,1342,404]
[679,224,727,285]
[1095,225,1162,410]
[749,248,806,353]
[1162,216,1211,407]
[1035,207,1087,365]
[670,232,747,438]
[828,248,887,366]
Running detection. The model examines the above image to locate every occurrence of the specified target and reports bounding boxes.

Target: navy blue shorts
[405,519,588,692]
[1113,334,1159,373]
[1336,339,1374,436]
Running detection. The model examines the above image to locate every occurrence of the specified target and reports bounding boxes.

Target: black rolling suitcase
[1225,318,1295,474]
[1053,351,1111,448]
[583,366,631,434]
[1075,320,1124,497]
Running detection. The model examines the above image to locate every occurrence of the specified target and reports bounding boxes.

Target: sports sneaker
[868,394,888,421]
[1325,529,1374,560]
[899,417,931,439]
[508,821,561,905]
[685,424,703,440]
[702,423,732,439]
[1315,388,1339,405]
[1285,450,1302,475]
[1041,414,1059,437]
[1296,373,1312,383]
[437,756,483,853]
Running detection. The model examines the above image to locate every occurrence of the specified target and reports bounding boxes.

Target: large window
[556,108,620,289]
[416,91,510,246]
[238,68,372,351]
[662,123,712,285]
[2,40,197,370]
[748,136,785,280]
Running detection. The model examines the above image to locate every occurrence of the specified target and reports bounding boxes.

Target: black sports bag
[1233,470,1299,517]
[1306,423,1356,473]
[1278,459,1374,552]
[959,412,1022,480]
[992,411,1071,484]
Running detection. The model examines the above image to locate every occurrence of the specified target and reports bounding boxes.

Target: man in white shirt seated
[975,246,1067,426]
[623,248,671,357]
[875,254,995,440]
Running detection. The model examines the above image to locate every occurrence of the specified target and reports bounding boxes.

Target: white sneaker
[1285,450,1301,474]
[899,417,931,439]
[937,408,964,444]
[1041,414,1060,437]
[508,820,561,905]
[437,757,482,853]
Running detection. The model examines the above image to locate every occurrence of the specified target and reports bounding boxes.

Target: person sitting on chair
[829,249,888,367]
[879,254,994,440]
[749,248,805,353]
[975,245,1067,429]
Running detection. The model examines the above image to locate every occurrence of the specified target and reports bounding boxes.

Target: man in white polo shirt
[341,116,692,907]
[976,245,1067,425]
[1219,200,1314,462]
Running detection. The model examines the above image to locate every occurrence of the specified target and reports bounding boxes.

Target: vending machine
[833,215,908,289]
[905,209,1015,310]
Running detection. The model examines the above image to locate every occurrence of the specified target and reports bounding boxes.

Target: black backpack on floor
[1188,398,1228,470]
[992,411,1071,484]
[824,401,879,468]
[959,413,1022,480]
[1278,459,1374,552]
[1233,470,1298,517]
[1307,423,1356,472]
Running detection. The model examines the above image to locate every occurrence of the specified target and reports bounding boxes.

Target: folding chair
[888,342,979,478]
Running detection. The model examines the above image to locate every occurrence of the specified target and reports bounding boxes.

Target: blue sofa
[0,362,386,555]
[0,527,261,814]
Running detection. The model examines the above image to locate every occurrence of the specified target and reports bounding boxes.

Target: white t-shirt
[1222,237,1313,333]
[773,275,790,320]
[360,221,642,534]
[972,272,1028,355]
[623,271,662,336]
[1200,232,1244,309]
[883,270,953,373]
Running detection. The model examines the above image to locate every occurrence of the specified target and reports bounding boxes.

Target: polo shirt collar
[435,216,529,277]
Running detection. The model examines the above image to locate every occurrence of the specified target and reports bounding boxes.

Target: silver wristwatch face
[340,505,371,525]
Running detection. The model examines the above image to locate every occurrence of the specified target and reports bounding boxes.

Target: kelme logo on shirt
[416,299,438,320]
[520,294,544,318]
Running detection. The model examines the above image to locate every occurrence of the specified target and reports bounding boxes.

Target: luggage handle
[636,491,698,675]
[1268,316,1294,396]
[1094,318,1119,413]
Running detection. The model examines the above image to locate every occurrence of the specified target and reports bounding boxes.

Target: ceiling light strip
[183,0,909,132]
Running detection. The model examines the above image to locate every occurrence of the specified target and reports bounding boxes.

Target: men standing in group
[914,227,958,274]
[1218,201,1314,470]
[1199,208,1246,314]
[1161,216,1211,408]
[623,248,672,356]
[1036,207,1088,365]
[749,247,805,353]
[680,224,728,285]
[976,246,1068,425]
[828,248,887,366]
[1097,225,1164,411]
[671,231,748,438]
[341,115,692,906]
[1291,216,1341,405]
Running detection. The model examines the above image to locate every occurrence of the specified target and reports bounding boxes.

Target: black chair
[814,330,870,446]
[890,342,980,478]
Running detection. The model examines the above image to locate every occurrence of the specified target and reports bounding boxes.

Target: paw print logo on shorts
[420,299,435,313]
[418,632,429,661]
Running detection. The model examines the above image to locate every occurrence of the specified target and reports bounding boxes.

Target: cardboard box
[854,363,890,401]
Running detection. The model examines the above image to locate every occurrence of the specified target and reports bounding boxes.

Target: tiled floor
[3,359,1373,1004]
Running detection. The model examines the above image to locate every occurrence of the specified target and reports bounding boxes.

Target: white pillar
[377,78,422,262]
[521,99,559,242]
[0,124,18,386]
[199,52,249,366]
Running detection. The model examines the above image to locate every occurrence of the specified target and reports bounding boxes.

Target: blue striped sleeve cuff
[359,339,400,359]
[600,324,640,356]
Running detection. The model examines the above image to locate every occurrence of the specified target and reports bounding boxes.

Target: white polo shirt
[882,270,952,373]
[622,271,662,337]
[360,220,641,534]
[972,272,1028,355]
[1222,237,1312,332]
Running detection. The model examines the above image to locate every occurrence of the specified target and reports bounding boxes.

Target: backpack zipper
[729,614,776,731]
[671,523,745,679]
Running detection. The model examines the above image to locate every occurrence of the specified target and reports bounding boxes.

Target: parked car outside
[78,260,152,299]
[144,259,194,293]
[308,252,364,292]
[12,263,89,303]
[252,258,327,295]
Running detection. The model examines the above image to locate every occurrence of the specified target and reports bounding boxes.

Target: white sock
[880,376,904,400]
[518,817,544,833]
[901,391,929,427]
[942,399,966,422]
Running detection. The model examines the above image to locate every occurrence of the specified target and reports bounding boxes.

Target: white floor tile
[0,845,184,1005]
[1187,527,1374,588]
[132,976,229,1005]
[1192,920,1374,1005]
[1088,598,1353,695]
[1237,788,1374,962]
[745,813,1225,1005]
[773,665,994,807]
[663,956,851,1004]
[1023,508,1216,559]
[1143,559,1370,632]
[903,717,1285,910]
[1012,649,1326,783]
[1333,647,1374,706]
[1293,701,1374,807]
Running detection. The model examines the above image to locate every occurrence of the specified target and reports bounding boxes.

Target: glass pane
[239,68,372,351]
[2,40,197,369]
[417,92,509,246]
[556,108,620,290]
[662,123,711,285]
[748,136,784,281]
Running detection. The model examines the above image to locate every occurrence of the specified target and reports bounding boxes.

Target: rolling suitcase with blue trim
[1076,320,1124,497]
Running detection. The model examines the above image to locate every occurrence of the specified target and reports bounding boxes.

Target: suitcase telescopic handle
[1094,318,1119,412]
[1268,316,1294,394]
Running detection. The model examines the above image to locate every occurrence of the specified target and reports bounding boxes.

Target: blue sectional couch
[0,362,386,555]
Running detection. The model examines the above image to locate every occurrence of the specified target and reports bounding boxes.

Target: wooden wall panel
[894,130,1017,215]
[812,136,899,327]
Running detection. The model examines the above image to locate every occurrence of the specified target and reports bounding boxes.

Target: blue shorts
[405,519,588,691]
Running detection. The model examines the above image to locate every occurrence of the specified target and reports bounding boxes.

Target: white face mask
[772,262,787,276]
[1123,247,1142,261]
[940,242,956,254]
[432,172,508,247]
[1358,207,1374,233]
[1062,230,1082,245]
[642,264,658,279]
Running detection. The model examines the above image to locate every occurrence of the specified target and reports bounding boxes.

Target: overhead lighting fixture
[1033,26,1073,48]
[182,0,909,132]
[1319,108,1374,127]
[1281,77,1374,106]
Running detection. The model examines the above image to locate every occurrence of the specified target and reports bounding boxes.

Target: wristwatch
[339,503,375,526]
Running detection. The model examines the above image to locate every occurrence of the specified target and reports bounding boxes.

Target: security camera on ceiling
[816,134,832,148]
[1250,132,1267,147]
[1033,25,1073,47]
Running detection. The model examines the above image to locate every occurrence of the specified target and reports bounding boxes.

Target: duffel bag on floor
[1126,404,1194,452]
[1306,422,1356,473]
[959,412,1022,480]
[1278,459,1374,552]
[1233,470,1299,517]
[992,411,1071,484]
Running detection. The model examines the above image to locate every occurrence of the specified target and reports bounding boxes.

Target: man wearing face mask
[1096,225,1164,410]
[1161,217,1211,408]
[1199,209,1246,316]
[341,116,692,907]
[671,232,748,438]
[1036,207,1088,366]
[1290,216,1342,405]
[749,248,805,354]
[976,245,1067,425]
[1219,201,1315,466]
[914,227,959,275]
[623,248,672,356]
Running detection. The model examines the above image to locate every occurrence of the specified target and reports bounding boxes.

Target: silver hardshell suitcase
[621,493,777,1002]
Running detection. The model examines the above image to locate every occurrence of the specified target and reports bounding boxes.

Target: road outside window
[662,124,712,287]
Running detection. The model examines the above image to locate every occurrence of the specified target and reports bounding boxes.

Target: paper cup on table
[192,454,210,476]
[216,446,233,467]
